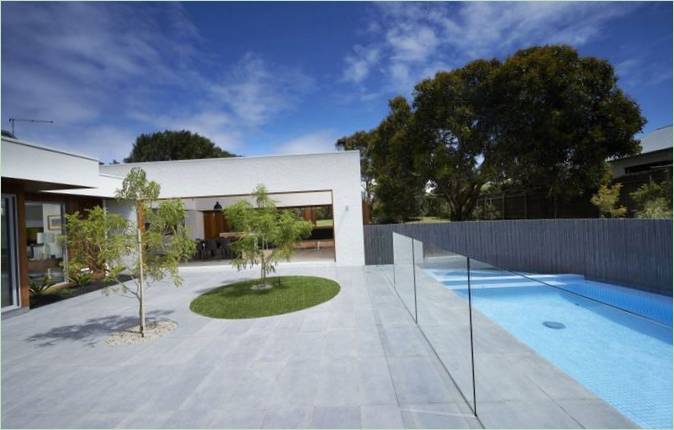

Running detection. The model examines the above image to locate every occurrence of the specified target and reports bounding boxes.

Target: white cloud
[343,2,641,94]
[386,25,438,63]
[342,45,381,83]
[212,53,315,127]
[2,3,316,161]
[275,130,339,155]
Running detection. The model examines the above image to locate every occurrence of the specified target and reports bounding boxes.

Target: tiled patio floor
[1,264,635,428]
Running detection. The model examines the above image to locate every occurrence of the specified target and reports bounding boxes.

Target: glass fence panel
[392,232,416,320]
[414,241,476,415]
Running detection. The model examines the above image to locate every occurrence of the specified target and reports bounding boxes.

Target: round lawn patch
[189,276,340,319]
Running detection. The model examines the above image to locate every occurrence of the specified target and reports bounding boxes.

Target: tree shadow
[25,309,174,348]
[193,277,255,294]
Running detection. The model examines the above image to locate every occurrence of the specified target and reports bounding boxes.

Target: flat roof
[1,136,99,162]
[101,150,358,167]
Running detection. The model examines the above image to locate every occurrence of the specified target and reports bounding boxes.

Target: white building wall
[1,137,103,188]
[184,210,205,240]
[101,152,365,266]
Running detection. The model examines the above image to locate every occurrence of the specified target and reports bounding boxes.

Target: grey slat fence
[364,219,673,295]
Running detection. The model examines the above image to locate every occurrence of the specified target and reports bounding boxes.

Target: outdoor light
[213,201,222,210]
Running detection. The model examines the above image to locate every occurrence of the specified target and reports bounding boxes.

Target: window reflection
[25,201,66,284]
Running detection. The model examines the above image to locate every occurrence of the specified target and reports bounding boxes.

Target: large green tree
[124,130,236,162]
[490,45,644,214]
[411,59,501,221]
[335,130,376,205]
[370,97,426,223]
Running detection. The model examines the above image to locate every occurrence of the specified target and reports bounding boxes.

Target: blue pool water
[426,268,673,429]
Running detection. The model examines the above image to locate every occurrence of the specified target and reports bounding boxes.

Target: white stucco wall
[101,152,365,266]
[1,136,103,188]
[184,210,205,240]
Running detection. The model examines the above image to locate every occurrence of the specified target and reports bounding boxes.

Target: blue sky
[2,2,672,162]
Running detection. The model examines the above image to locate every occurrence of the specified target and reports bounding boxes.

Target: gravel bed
[105,320,177,346]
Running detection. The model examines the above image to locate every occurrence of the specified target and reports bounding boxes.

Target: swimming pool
[426,268,673,429]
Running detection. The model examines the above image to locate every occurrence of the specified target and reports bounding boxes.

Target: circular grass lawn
[189,276,340,319]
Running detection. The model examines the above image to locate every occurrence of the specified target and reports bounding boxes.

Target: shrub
[29,270,56,296]
[591,183,627,218]
[630,177,673,219]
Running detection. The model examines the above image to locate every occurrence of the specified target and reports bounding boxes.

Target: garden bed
[30,275,135,309]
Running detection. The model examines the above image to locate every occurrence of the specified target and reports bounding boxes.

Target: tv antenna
[8,118,54,137]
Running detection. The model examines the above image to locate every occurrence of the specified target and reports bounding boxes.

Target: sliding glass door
[2,195,20,309]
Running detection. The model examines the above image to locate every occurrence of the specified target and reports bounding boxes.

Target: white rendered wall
[184,190,332,211]
[184,210,205,240]
[2,137,102,188]
[101,152,365,266]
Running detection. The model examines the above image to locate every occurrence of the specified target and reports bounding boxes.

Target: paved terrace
[2,265,635,428]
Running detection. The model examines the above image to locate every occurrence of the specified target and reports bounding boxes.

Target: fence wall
[364,219,673,295]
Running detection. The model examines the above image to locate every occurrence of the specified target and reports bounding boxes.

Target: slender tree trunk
[136,203,146,337]
[260,252,265,285]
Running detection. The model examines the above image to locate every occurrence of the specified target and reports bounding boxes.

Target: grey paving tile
[477,399,582,428]
[400,403,478,429]
[556,399,639,428]
[310,405,361,428]
[208,407,265,428]
[387,356,459,404]
[361,404,405,429]
[262,406,313,428]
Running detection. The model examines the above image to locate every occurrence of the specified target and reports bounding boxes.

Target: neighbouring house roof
[639,125,673,155]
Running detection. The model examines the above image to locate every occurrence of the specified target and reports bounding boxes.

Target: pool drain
[543,321,566,329]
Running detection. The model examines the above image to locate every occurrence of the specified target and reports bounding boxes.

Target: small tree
[225,185,312,289]
[63,206,129,283]
[591,183,627,218]
[113,168,196,336]
[630,177,673,219]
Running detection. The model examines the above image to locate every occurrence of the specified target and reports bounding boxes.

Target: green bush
[591,183,627,218]
[67,262,93,287]
[630,177,672,219]
[29,270,56,296]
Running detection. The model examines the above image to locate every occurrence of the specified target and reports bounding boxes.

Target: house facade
[1,135,365,312]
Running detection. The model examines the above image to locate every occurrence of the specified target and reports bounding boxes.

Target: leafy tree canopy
[370,96,427,223]
[411,59,501,221]
[124,130,236,163]
[491,45,644,203]
[226,185,313,288]
[336,130,376,204]
[630,177,673,219]
[337,44,645,222]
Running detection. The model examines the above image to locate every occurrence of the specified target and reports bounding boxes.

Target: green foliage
[472,201,501,220]
[111,168,196,335]
[630,177,673,219]
[412,59,500,221]
[591,183,627,218]
[116,168,160,202]
[225,185,313,286]
[370,97,426,223]
[63,206,129,283]
[67,263,93,288]
[337,45,644,222]
[124,130,236,162]
[29,270,56,296]
[491,45,644,206]
[336,131,376,204]
[113,168,196,289]
[190,276,340,319]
